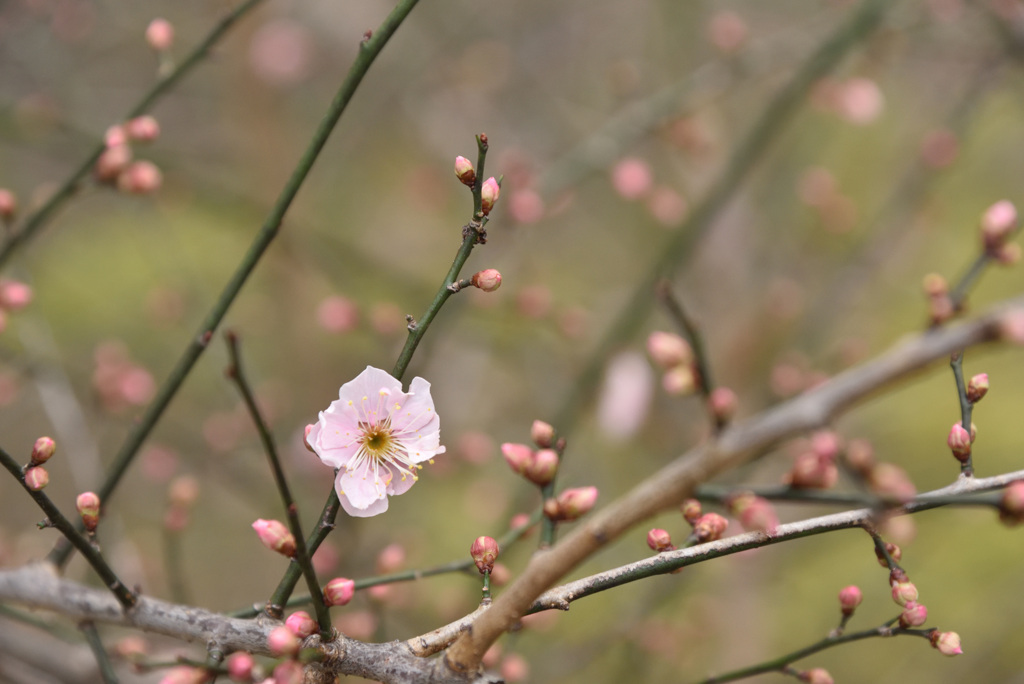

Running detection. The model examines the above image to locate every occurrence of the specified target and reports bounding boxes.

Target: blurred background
[1,0,1024,681]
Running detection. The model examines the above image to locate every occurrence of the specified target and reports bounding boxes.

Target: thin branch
[79,621,118,684]
[48,0,425,570]
[0,0,266,272]
[949,351,975,476]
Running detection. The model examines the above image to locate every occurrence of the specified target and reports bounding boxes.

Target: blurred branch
[0,0,267,272]
[48,0,425,570]
[442,284,1016,674]
[79,620,118,684]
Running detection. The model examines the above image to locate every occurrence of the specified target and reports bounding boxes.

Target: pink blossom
[307,366,445,517]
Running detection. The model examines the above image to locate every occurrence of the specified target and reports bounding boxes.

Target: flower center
[362,423,394,456]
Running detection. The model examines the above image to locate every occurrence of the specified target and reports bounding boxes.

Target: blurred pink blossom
[597,351,654,439]
[249,20,314,86]
[837,77,884,125]
[317,295,360,333]
[611,157,653,200]
[508,189,544,224]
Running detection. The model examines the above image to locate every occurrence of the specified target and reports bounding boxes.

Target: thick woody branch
[441,295,1024,674]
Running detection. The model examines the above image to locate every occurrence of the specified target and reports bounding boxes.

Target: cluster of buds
[690,512,728,543]
[77,492,101,532]
[252,519,296,558]
[471,536,500,574]
[323,577,355,606]
[980,200,1020,263]
[946,422,976,464]
[784,431,840,490]
[646,331,700,396]
[543,486,598,522]
[841,438,917,504]
[999,480,1024,526]
[452,156,501,216]
[922,273,954,325]
[726,491,779,535]
[95,116,163,194]
[23,436,55,491]
[502,442,559,487]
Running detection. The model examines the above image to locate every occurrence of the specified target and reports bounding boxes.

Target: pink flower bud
[500,653,529,682]
[530,420,555,448]
[922,272,948,297]
[273,661,303,684]
[117,160,163,194]
[800,668,834,684]
[981,200,1017,252]
[95,144,133,182]
[947,423,972,462]
[267,625,300,657]
[158,666,205,684]
[786,451,838,489]
[891,580,919,607]
[728,491,778,535]
[0,188,17,221]
[30,436,56,466]
[501,442,533,476]
[125,115,160,143]
[285,610,316,639]
[471,268,502,292]
[998,480,1024,526]
[931,630,963,656]
[554,486,598,520]
[470,535,500,574]
[1000,309,1024,344]
[523,448,559,486]
[77,491,101,531]
[226,652,254,681]
[454,156,476,186]
[646,528,674,552]
[680,498,702,524]
[323,577,355,606]
[899,601,928,628]
[810,431,841,460]
[480,177,500,215]
[24,466,49,491]
[376,543,406,573]
[0,280,32,311]
[146,18,175,52]
[646,331,693,369]
[105,125,128,148]
[838,585,862,616]
[251,519,295,557]
[168,475,199,508]
[708,386,738,421]
[662,365,698,396]
[692,512,728,542]
[868,462,916,503]
[876,542,902,568]
[708,10,748,54]
[966,373,989,403]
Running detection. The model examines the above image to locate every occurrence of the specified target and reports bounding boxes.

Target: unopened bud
[546,486,598,521]
[0,280,32,311]
[471,269,502,292]
[267,625,300,657]
[662,364,698,396]
[966,373,989,403]
[838,585,862,616]
[708,386,738,422]
[680,498,702,524]
[646,528,674,552]
[226,652,254,681]
[998,480,1024,526]
[376,543,406,573]
[692,512,728,542]
[786,451,838,489]
[251,518,295,557]
[844,438,875,475]
[168,475,199,508]
[530,420,555,448]
[646,331,693,369]
[94,144,133,182]
[524,448,559,486]
[899,601,928,628]
[727,491,778,535]
[501,442,533,476]
[24,466,49,491]
[868,462,916,503]
[273,661,303,684]
[159,666,205,684]
[285,610,316,639]
[875,541,902,567]
[0,188,17,221]
[323,577,355,606]
[930,630,963,656]
[146,18,175,52]
[77,491,101,531]
[799,668,834,684]
[480,177,500,215]
[30,436,56,466]
[981,200,1017,252]
[454,156,476,186]
[947,423,972,462]
[470,536,500,574]
[117,160,163,194]
[891,580,919,607]
[125,115,160,143]
[922,273,948,297]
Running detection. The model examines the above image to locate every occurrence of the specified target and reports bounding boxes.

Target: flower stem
[224,332,331,635]
[0,447,136,609]
[47,0,424,570]
[80,620,118,684]
[0,0,266,272]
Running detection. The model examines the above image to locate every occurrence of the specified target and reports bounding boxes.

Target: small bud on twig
[251,518,295,557]
[454,156,476,186]
[471,269,502,292]
[480,177,500,215]
[323,577,355,606]
[470,536,499,574]
[24,466,49,491]
[838,585,862,616]
[29,436,56,466]
[77,491,101,531]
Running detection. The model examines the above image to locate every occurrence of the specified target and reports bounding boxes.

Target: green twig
[0,0,266,272]
[162,527,189,605]
[79,621,118,684]
[224,332,330,635]
[0,448,137,609]
[48,0,424,570]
